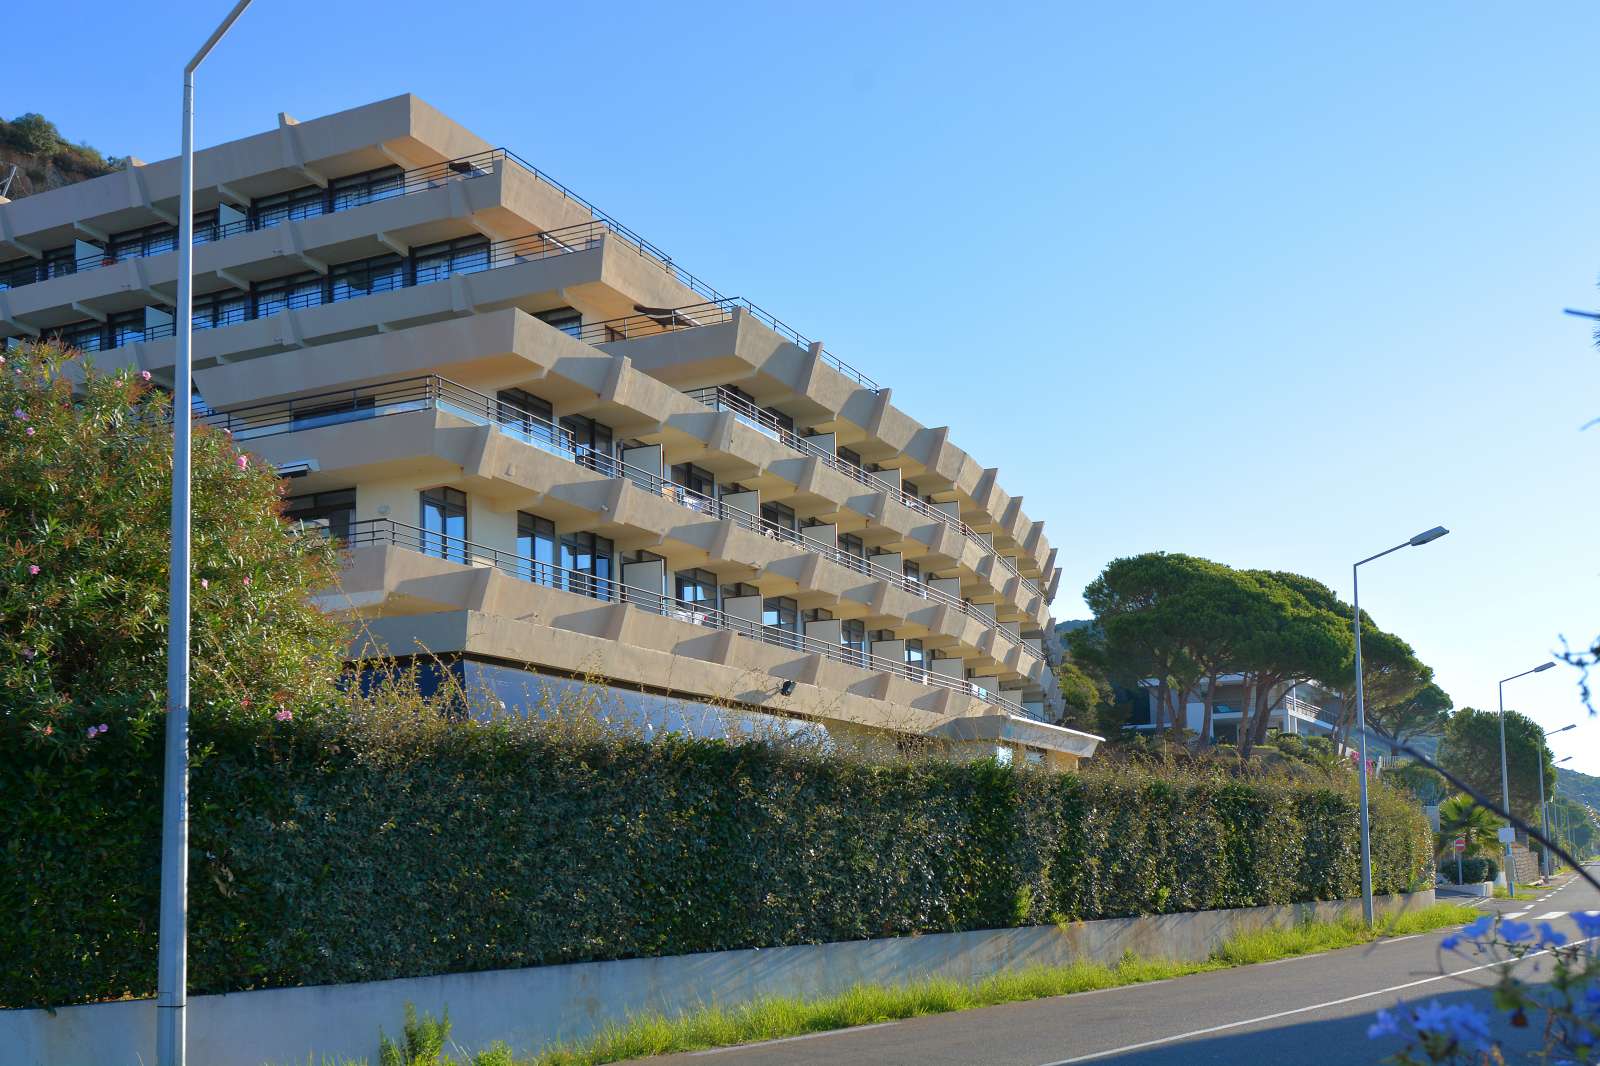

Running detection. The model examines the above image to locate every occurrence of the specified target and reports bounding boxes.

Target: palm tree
[1436,794,1503,859]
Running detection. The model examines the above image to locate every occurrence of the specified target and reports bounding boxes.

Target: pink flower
[274,708,293,722]
[41,724,51,736]
[235,455,249,470]
[242,576,251,587]
[200,578,209,589]
[139,370,152,382]
[24,427,34,437]
[21,647,35,659]
[85,726,98,739]
[96,723,108,734]
[27,565,40,576]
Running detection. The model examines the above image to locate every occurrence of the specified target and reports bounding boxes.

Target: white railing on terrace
[341,517,1037,721]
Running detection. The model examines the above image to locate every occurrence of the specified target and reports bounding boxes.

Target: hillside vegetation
[0,113,122,199]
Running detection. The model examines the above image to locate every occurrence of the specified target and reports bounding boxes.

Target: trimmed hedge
[1,713,1433,1009]
[1439,856,1499,885]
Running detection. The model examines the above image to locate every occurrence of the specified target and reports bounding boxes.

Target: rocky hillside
[1,114,121,200]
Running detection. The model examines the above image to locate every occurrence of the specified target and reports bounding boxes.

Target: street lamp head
[1408,526,1450,547]
[1534,661,1557,673]
[1548,723,1577,736]
[1559,756,1574,764]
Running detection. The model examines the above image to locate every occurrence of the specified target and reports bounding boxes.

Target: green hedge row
[1439,856,1499,884]
[1,714,1433,1009]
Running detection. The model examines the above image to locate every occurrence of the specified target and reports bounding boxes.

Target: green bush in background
[2,700,1433,1010]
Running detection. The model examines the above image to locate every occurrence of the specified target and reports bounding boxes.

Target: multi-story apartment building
[0,95,1099,766]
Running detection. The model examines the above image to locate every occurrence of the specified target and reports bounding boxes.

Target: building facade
[0,95,1098,764]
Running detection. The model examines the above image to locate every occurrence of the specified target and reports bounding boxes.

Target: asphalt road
[626,868,1600,1066]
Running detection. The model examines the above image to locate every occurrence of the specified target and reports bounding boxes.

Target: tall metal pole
[1498,678,1516,898]
[1352,563,1374,925]
[1347,526,1447,926]
[1537,764,1550,879]
[157,7,253,1064]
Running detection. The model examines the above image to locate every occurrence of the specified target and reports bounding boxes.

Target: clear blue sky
[15,2,1600,772]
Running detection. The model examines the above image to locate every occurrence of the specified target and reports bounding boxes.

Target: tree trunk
[1238,675,1259,757]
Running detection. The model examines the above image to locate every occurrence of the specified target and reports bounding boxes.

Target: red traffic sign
[1453,837,1466,852]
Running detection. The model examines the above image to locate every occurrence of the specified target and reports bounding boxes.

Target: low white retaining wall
[4,889,1434,1066]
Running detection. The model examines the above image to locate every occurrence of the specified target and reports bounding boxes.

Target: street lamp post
[1496,662,1555,898]
[157,5,254,1065]
[1538,743,1575,878]
[1352,525,1449,924]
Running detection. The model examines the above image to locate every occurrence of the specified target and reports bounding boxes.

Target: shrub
[0,703,1435,1010]
[1438,856,1499,885]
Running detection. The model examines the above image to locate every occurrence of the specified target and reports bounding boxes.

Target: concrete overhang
[929,714,1104,759]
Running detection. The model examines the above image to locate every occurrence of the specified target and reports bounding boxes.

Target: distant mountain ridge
[1557,766,1600,810]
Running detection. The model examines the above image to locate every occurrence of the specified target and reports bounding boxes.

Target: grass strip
[1492,887,1542,900]
[521,903,1480,1066]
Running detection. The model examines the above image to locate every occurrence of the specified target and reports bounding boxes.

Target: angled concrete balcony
[220,374,1033,678]
[334,520,1042,722]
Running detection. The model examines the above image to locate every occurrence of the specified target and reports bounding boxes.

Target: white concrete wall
[0,891,1434,1066]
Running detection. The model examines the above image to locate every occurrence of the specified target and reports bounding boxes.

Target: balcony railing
[0,151,504,288]
[206,374,1020,648]
[341,517,1036,721]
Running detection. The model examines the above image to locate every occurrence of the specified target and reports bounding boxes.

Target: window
[290,395,375,432]
[495,388,564,452]
[285,488,357,542]
[413,235,491,285]
[189,288,246,330]
[255,272,324,319]
[41,247,75,281]
[675,567,718,608]
[562,413,614,474]
[420,487,468,563]
[721,581,760,601]
[671,462,716,499]
[763,596,799,648]
[516,512,556,586]
[50,320,104,353]
[0,256,43,290]
[904,560,922,583]
[535,307,583,339]
[802,607,834,623]
[106,222,177,262]
[842,619,867,665]
[108,310,151,348]
[252,185,326,229]
[558,531,613,599]
[330,166,404,211]
[761,500,797,533]
[839,533,865,560]
[905,639,926,669]
[331,254,405,302]
[837,446,863,469]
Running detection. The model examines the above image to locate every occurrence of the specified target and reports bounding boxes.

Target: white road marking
[1534,911,1567,920]
[1036,943,1587,1066]
[1505,910,1531,919]
[1259,952,1326,966]
[1380,934,1424,944]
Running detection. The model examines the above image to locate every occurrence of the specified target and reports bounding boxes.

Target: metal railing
[204,373,1016,639]
[341,517,1035,720]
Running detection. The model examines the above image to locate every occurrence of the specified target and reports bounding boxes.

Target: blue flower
[1500,919,1534,944]
[1538,922,1568,948]
[1440,934,1462,952]
[1573,911,1600,938]
[1461,916,1495,940]
[1411,1000,1493,1052]
[1367,1008,1401,1040]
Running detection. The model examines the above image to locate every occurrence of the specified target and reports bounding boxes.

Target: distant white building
[1131,675,1338,743]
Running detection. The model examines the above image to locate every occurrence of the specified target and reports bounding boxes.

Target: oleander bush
[1,698,1433,1010]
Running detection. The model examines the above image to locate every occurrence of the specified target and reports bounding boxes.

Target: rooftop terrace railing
[341,517,1035,721]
